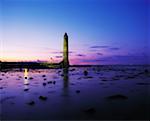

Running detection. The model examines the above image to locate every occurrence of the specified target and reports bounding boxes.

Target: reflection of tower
[63,33,69,68]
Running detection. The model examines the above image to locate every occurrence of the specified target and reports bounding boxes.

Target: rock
[39,96,47,100]
[144,69,149,74]
[61,74,64,77]
[84,76,93,79]
[0,87,3,89]
[24,89,29,91]
[70,68,75,71]
[27,101,35,105]
[107,94,128,100]
[136,83,150,85]
[76,90,80,93]
[47,81,52,84]
[101,79,107,81]
[84,107,96,114]
[58,70,61,73]
[42,75,46,77]
[43,83,46,86]
[84,70,88,76]
[29,77,33,80]
[19,76,22,78]
[24,77,28,79]
[44,78,47,80]
[53,81,56,84]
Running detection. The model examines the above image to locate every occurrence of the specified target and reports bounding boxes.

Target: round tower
[63,33,69,68]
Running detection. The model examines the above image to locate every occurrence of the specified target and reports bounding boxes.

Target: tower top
[64,33,68,38]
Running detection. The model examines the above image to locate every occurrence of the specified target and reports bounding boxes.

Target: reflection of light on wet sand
[24,68,28,78]
[24,68,29,85]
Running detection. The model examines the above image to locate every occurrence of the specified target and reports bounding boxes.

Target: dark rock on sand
[70,68,75,71]
[136,83,150,85]
[44,78,47,80]
[106,94,128,100]
[43,83,47,86]
[0,87,3,89]
[76,90,80,93]
[24,77,27,79]
[84,70,88,76]
[39,96,47,100]
[29,77,34,80]
[53,81,56,84]
[144,69,149,74]
[42,75,46,77]
[27,101,35,106]
[24,89,29,91]
[84,76,93,79]
[84,107,96,114]
[47,81,52,84]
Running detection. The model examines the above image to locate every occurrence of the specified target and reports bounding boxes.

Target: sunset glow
[0,0,149,64]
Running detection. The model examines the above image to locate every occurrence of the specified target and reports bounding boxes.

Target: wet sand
[0,65,150,120]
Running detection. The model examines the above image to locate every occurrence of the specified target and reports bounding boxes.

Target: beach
[0,65,149,120]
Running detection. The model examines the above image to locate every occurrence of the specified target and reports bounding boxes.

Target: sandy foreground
[0,65,150,120]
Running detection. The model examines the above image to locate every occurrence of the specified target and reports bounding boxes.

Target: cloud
[80,59,105,62]
[97,53,103,55]
[51,51,74,54]
[109,47,120,50]
[55,56,62,58]
[76,54,86,57]
[90,46,109,48]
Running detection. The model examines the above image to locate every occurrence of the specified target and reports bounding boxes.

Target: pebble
[27,101,35,105]
[84,70,88,76]
[39,96,47,100]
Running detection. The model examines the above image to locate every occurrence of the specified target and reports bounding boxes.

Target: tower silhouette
[63,33,69,68]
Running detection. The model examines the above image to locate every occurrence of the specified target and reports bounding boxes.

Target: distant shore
[0,61,149,70]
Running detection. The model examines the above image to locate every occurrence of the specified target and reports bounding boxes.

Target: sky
[0,0,149,65]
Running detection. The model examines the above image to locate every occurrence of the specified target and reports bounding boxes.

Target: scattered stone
[70,68,75,71]
[84,107,96,114]
[29,77,33,80]
[1,74,5,76]
[18,76,22,78]
[136,83,150,85]
[58,70,61,73]
[106,94,128,100]
[76,90,80,93]
[0,78,2,80]
[0,87,3,89]
[84,76,93,79]
[101,79,107,81]
[84,70,88,76]
[61,74,64,77]
[42,75,46,77]
[53,81,56,84]
[27,101,35,106]
[44,78,47,81]
[43,83,46,86]
[47,81,52,84]
[24,77,27,79]
[39,96,47,101]
[144,69,149,74]
[24,89,29,91]
[70,83,75,85]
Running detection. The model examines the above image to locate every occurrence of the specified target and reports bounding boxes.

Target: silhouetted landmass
[0,62,61,69]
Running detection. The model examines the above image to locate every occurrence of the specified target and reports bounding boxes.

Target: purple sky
[0,0,149,64]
